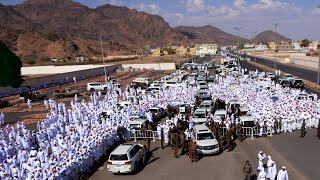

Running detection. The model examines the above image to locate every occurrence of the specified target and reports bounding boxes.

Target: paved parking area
[88,129,319,180]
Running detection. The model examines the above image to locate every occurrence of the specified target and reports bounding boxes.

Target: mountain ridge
[253,30,291,43]
[0,0,291,61]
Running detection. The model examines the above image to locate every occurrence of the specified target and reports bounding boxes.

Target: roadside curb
[247,61,320,92]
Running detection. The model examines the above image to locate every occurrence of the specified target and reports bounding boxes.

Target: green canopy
[0,41,23,88]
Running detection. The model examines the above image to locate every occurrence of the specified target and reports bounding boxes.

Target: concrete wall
[121,63,176,70]
[0,65,120,97]
[290,55,319,69]
[21,64,113,75]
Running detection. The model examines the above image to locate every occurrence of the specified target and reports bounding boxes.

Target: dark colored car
[291,79,304,88]
[0,99,11,108]
[54,87,79,98]
[20,92,47,102]
[207,76,216,83]
[278,79,291,88]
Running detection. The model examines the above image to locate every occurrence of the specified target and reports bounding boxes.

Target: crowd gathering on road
[0,58,320,179]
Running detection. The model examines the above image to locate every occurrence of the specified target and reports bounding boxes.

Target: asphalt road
[247,55,318,83]
[89,131,316,180]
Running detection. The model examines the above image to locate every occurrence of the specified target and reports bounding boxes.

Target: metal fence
[130,130,159,142]
[130,122,307,142]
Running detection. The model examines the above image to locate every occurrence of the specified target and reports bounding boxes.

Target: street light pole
[234,27,242,83]
[272,23,279,74]
[317,6,320,84]
[99,34,107,83]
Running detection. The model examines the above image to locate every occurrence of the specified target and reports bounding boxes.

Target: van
[191,124,220,155]
[199,100,213,113]
[214,109,227,120]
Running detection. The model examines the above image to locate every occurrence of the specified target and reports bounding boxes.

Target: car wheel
[59,94,63,98]
[133,162,138,173]
[90,88,95,92]
[104,87,108,91]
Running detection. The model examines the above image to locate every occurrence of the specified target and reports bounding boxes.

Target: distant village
[50,40,320,63]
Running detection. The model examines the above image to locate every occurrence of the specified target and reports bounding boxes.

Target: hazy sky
[2,0,320,41]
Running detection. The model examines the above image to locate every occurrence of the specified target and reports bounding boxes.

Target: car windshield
[197,133,214,140]
[149,109,158,113]
[110,154,128,160]
[194,113,206,118]
[295,80,303,83]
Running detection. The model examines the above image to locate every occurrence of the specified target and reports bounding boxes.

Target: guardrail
[130,123,306,142]
[130,130,158,142]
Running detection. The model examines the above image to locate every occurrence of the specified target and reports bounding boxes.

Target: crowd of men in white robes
[0,65,319,179]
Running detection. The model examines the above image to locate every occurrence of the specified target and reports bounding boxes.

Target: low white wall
[21,64,113,75]
[121,63,176,70]
[289,55,319,69]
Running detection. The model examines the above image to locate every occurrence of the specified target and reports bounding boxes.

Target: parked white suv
[191,124,220,155]
[107,144,146,174]
[87,82,108,92]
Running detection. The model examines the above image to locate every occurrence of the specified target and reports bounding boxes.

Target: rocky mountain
[253,30,291,43]
[0,0,190,61]
[174,25,247,46]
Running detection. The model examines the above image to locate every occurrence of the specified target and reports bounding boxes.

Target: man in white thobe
[277,166,289,180]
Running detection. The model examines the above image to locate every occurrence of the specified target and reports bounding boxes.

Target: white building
[308,41,319,51]
[195,44,218,56]
[244,43,255,49]
[254,44,268,51]
[292,42,301,50]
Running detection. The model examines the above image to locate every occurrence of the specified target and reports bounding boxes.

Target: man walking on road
[189,140,198,162]
[243,160,252,180]
[277,166,289,180]
[300,120,306,138]
[227,129,233,152]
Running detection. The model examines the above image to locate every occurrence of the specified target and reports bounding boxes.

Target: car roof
[214,109,226,113]
[201,100,211,104]
[240,115,255,122]
[88,82,101,84]
[129,119,146,124]
[199,94,211,98]
[111,144,134,155]
[193,124,210,132]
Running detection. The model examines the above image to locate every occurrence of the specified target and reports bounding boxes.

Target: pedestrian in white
[44,99,49,109]
[73,76,77,83]
[0,112,4,125]
[27,99,32,109]
[258,151,266,170]
[277,166,289,180]
[267,156,277,180]
[257,167,267,180]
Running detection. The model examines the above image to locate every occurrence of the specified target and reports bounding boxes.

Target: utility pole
[272,23,279,74]
[251,31,258,63]
[234,27,242,83]
[317,6,320,84]
[99,34,107,83]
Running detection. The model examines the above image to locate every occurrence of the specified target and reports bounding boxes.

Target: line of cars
[276,73,304,88]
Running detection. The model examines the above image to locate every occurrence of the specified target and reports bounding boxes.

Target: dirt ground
[0,70,174,129]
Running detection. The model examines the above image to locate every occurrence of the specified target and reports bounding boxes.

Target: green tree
[0,42,23,87]
[239,43,245,50]
[300,39,311,47]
